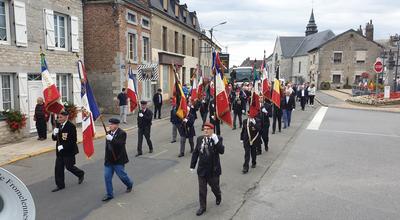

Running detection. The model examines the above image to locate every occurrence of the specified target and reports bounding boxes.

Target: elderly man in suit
[51,111,85,192]
[102,118,133,202]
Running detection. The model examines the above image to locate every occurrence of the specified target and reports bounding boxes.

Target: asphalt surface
[234,107,400,220]
[3,105,317,220]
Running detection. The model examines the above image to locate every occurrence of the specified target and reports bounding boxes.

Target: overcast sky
[181,0,400,66]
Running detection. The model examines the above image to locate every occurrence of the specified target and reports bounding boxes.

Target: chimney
[357,25,363,35]
[365,19,374,41]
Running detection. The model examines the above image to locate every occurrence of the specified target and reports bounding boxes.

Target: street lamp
[208,21,227,49]
[392,34,399,91]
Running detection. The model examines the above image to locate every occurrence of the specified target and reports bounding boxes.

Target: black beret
[108,118,120,124]
[60,111,69,116]
[140,100,148,105]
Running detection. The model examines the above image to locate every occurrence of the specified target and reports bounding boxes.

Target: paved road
[235,107,400,220]
[3,105,316,220]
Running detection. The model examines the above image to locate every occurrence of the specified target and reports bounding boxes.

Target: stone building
[83,0,152,113]
[309,27,384,89]
[0,0,83,140]
[199,30,221,78]
[149,0,200,100]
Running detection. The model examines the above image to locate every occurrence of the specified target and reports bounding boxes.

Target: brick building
[83,0,152,113]
[0,0,83,140]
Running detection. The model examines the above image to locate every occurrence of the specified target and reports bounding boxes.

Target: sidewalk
[316,90,400,113]
[0,103,172,167]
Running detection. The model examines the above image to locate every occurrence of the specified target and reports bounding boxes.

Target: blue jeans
[282,109,292,128]
[104,164,133,198]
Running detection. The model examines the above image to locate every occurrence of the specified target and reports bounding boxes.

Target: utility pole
[394,34,399,91]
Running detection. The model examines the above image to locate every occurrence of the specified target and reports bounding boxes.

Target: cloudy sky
[181,0,400,66]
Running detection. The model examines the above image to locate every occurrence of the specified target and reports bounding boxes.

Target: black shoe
[216,196,221,205]
[135,153,142,157]
[149,149,153,153]
[232,127,236,130]
[51,187,65,192]
[178,153,184,157]
[158,117,161,119]
[126,186,133,193]
[265,146,269,152]
[78,175,84,184]
[279,130,281,133]
[171,140,176,143]
[196,208,206,216]
[251,164,256,168]
[272,131,275,134]
[102,196,113,202]
[242,168,248,174]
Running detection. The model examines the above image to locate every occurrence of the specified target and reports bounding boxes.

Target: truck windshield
[235,69,252,82]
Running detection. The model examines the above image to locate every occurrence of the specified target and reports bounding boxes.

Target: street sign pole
[374,58,384,96]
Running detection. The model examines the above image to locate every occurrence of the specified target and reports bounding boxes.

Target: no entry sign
[374,60,383,73]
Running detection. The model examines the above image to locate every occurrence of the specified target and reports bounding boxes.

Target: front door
[27,74,43,132]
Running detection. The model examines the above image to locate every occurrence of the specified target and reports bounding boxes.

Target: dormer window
[175,4,179,17]
[192,16,196,27]
[183,10,187,22]
[163,0,168,11]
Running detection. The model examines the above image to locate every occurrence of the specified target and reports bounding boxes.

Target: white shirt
[301,90,305,97]
[286,96,290,103]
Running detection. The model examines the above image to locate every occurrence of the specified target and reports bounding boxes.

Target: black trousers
[272,114,282,133]
[200,110,208,124]
[36,119,47,139]
[154,105,162,119]
[137,126,153,153]
[212,120,221,136]
[198,175,221,209]
[243,143,257,169]
[55,156,84,188]
[309,95,315,105]
[261,126,269,149]
[300,97,307,110]
[233,112,242,128]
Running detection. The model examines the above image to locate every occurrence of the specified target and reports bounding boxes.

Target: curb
[333,89,352,96]
[315,96,328,107]
[0,117,171,167]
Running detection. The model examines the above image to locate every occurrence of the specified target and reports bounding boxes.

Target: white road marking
[318,129,400,138]
[307,106,328,130]
[149,149,168,158]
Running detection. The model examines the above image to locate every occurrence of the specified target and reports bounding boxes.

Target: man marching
[51,111,85,192]
[240,111,262,174]
[102,118,133,202]
[190,122,224,216]
[136,100,154,156]
[258,99,272,153]
[231,88,246,130]
[177,106,197,157]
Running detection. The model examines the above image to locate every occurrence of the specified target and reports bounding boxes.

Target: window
[162,65,169,93]
[356,50,366,64]
[182,34,186,55]
[163,0,168,11]
[56,74,69,102]
[54,13,67,49]
[313,54,316,64]
[162,26,167,51]
[332,74,341,84]
[0,74,13,111]
[0,0,10,44]
[182,67,186,84]
[175,4,179,17]
[142,36,150,63]
[141,16,150,29]
[183,10,187,22]
[333,52,342,64]
[174,31,179,53]
[192,16,196,27]
[355,75,362,84]
[298,61,301,73]
[128,32,137,62]
[126,10,137,25]
[191,38,195,57]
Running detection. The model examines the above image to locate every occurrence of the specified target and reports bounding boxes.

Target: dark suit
[297,89,308,110]
[178,108,197,154]
[258,101,272,152]
[190,135,224,210]
[209,102,221,136]
[137,108,153,154]
[241,118,261,170]
[231,93,246,129]
[52,121,84,188]
[272,102,282,133]
[282,95,295,128]
[152,93,163,119]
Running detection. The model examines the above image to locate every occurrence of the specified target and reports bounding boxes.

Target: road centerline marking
[307,106,328,130]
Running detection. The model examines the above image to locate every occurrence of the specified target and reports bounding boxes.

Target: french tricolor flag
[127,66,138,112]
[78,60,100,158]
[41,54,64,114]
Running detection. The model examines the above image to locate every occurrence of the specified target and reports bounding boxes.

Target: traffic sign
[374,60,383,73]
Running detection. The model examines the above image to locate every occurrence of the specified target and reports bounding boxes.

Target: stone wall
[0,121,24,145]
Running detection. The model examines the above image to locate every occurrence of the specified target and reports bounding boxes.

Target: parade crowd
[39,76,317,216]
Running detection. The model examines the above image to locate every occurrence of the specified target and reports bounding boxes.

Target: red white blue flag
[41,54,64,114]
[127,66,138,112]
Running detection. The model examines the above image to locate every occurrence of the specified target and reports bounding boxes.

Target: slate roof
[279,37,305,58]
[149,0,201,33]
[240,58,263,69]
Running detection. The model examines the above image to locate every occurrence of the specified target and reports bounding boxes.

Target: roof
[149,0,200,33]
[292,30,335,57]
[279,37,305,58]
[240,58,263,69]
[308,29,384,52]
[124,0,150,11]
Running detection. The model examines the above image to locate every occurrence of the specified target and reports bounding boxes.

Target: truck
[230,67,253,85]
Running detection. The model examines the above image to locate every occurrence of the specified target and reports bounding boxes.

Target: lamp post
[393,34,399,92]
[208,21,227,134]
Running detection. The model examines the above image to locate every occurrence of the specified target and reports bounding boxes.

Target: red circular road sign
[374,60,383,73]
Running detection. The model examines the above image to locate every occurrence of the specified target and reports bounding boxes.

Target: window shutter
[70,16,79,52]
[14,1,28,47]
[44,9,55,50]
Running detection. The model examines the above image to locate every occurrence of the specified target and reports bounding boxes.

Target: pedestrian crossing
[306,106,328,130]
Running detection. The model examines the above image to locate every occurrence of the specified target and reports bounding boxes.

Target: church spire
[305,9,318,36]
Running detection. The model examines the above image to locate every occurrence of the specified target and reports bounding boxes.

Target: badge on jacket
[62,133,68,140]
